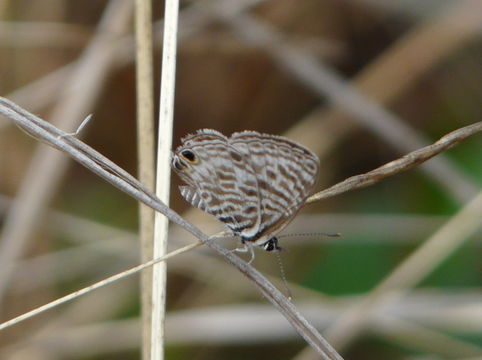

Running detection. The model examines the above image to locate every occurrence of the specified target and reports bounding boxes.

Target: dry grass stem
[134,0,156,357]
[307,121,482,203]
[151,0,180,358]
[0,242,202,332]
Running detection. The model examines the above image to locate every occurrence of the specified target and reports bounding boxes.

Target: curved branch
[307,121,482,203]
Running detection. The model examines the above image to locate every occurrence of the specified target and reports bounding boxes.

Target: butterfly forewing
[173,130,262,237]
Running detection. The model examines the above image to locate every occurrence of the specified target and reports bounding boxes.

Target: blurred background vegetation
[0,0,481,359]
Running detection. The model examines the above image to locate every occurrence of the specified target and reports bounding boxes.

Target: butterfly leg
[208,230,233,241]
[231,243,256,264]
[247,245,255,264]
[210,231,255,262]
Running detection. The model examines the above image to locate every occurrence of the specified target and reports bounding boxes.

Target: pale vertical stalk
[151,0,179,358]
[134,0,155,359]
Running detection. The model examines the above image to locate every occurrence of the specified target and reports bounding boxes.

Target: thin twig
[0,242,202,332]
[307,121,482,203]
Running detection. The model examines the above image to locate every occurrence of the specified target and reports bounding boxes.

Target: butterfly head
[262,237,283,252]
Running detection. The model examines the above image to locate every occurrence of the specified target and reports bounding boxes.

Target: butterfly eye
[180,149,198,163]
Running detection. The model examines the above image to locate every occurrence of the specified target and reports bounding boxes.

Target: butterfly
[171,129,319,254]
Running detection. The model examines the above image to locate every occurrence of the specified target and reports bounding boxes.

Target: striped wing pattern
[230,131,319,244]
[171,129,319,246]
[172,130,261,237]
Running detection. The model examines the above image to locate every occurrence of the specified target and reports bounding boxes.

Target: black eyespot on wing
[180,149,197,163]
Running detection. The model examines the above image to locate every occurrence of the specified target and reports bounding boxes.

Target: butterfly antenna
[275,251,293,301]
[277,232,341,239]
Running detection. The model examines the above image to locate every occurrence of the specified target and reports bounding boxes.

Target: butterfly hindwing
[230,131,319,239]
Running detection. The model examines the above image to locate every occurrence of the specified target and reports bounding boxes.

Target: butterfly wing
[172,129,262,237]
[230,131,319,243]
